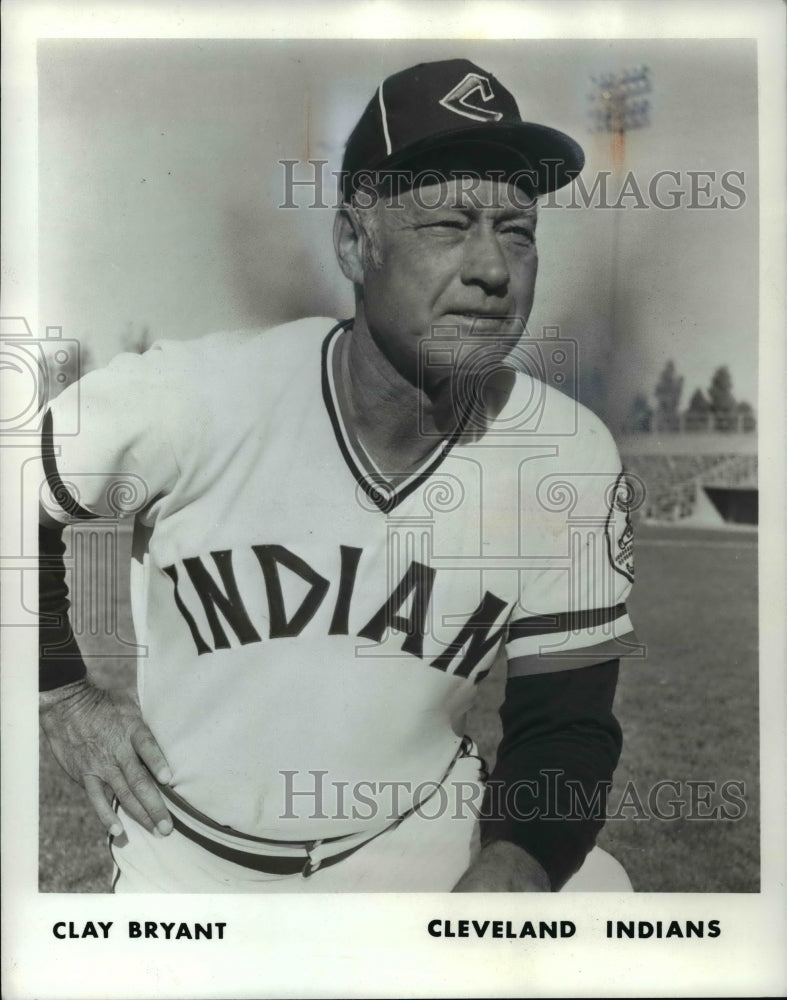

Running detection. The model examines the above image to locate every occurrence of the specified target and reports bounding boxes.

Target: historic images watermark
[278,768,748,823]
[278,159,747,211]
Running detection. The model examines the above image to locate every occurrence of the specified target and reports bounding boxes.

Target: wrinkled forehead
[371,176,539,225]
[354,139,540,219]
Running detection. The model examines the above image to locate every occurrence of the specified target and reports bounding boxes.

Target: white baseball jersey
[43,317,638,840]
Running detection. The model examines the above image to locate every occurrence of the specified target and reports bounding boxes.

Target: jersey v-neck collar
[320,320,471,513]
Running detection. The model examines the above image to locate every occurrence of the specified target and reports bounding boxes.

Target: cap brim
[365,121,584,196]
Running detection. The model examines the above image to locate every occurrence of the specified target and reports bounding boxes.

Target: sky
[38,37,759,429]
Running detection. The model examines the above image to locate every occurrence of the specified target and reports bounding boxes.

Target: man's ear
[333,208,366,285]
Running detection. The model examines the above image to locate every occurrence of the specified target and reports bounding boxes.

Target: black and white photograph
[2,2,785,997]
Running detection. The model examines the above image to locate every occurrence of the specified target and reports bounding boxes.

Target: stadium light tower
[588,66,652,433]
[589,66,651,169]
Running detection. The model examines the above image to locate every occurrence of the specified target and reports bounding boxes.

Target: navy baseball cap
[341,58,584,201]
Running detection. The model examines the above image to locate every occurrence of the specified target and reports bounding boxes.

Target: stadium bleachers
[620,448,758,523]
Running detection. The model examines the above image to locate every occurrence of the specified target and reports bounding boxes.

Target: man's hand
[452,840,551,892]
[39,678,173,838]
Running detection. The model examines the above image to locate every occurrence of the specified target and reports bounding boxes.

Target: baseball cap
[341,58,584,201]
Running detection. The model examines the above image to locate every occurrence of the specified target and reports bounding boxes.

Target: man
[39,58,637,892]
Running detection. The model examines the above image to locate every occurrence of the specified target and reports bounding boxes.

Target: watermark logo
[278,160,748,211]
[0,319,81,435]
[276,768,748,823]
[417,320,579,439]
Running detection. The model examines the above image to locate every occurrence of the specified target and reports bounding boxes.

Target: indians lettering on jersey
[163,543,511,685]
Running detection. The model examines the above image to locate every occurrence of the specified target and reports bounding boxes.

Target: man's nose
[460,227,510,294]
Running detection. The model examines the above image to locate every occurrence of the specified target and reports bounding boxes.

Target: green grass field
[39,522,759,893]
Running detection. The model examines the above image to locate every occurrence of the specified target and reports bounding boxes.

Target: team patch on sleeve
[604,470,635,584]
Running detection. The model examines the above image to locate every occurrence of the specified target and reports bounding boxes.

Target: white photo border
[2,2,785,998]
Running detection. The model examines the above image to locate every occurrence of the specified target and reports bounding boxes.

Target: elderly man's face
[358,177,538,393]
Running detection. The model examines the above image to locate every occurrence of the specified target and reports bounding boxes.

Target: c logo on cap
[438,73,504,123]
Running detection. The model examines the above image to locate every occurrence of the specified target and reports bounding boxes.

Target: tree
[683,387,711,432]
[626,392,652,432]
[654,360,683,432]
[736,400,756,433]
[577,366,607,421]
[708,365,737,431]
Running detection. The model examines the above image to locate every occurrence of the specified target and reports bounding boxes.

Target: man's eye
[501,226,535,242]
[424,220,466,230]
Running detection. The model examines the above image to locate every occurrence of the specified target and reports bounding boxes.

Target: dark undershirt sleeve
[479,659,622,890]
[39,521,87,691]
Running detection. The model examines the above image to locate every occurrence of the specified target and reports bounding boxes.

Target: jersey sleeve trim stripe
[507,602,627,641]
[41,409,99,521]
[507,631,639,677]
[506,609,633,659]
